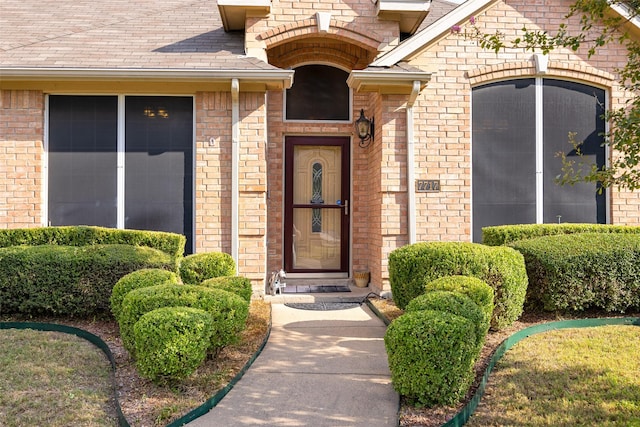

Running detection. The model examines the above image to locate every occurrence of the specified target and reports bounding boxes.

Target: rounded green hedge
[110,269,181,321]
[0,225,186,259]
[134,306,214,383]
[511,233,640,312]
[388,242,527,330]
[119,284,248,354]
[0,244,176,317]
[179,252,236,285]
[384,309,477,407]
[423,275,494,328]
[406,290,488,353]
[482,223,640,246]
[200,276,252,303]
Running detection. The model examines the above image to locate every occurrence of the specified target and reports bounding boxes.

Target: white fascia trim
[377,0,432,13]
[217,0,270,6]
[0,67,294,87]
[347,69,432,91]
[371,0,496,67]
[609,2,640,29]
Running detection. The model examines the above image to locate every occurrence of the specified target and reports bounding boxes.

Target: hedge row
[134,307,214,382]
[482,223,640,246]
[388,242,527,330]
[180,252,236,285]
[0,244,176,317]
[110,269,182,321]
[385,276,494,407]
[119,284,248,355]
[511,233,640,312]
[112,255,250,383]
[0,226,186,259]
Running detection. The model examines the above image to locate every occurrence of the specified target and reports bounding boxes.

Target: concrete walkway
[187,301,398,426]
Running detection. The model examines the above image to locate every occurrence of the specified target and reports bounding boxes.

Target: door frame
[283,135,351,275]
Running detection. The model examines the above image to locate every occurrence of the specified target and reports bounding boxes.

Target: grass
[3,299,638,426]
[0,329,116,427]
[466,325,640,427]
[369,298,640,427]
[0,300,271,427]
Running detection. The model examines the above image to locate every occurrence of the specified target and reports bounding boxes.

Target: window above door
[285,65,351,122]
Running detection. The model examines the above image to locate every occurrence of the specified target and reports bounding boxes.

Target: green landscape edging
[355,301,640,427]
[365,298,391,326]
[0,321,130,427]
[441,316,640,427]
[166,312,273,427]
[0,313,273,427]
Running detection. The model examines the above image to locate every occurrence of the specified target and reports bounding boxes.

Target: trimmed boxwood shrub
[179,252,236,285]
[423,275,494,327]
[406,290,488,353]
[119,284,249,354]
[511,233,640,312]
[385,310,477,407]
[200,276,252,303]
[482,223,640,246]
[0,244,176,317]
[0,226,186,260]
[388,242,527,330]
[110,269,181,321]
[133,306,214,383]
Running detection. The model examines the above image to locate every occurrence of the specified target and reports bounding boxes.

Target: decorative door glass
[292,145,342,270]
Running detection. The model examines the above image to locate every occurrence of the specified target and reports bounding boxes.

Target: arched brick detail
[267,40,374,69]
[260,19,383,52]
[467,60,616,88]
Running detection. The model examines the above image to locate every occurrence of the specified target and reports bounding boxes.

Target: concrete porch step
[265,278,374,304]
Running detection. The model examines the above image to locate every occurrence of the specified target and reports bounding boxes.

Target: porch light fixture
[355,108,374,148]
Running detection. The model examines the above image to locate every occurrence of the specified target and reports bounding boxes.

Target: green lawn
[0,329,116,427]
[466,325,640,427]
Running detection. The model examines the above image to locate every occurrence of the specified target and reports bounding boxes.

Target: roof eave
[372,0,497,67]
[347,69,432,94]
[373,0,640,68]
[0,67,294,89]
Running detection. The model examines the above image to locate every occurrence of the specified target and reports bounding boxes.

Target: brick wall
[0,90,43,228]
[246,0,400,64]
[196,91,269,292]
[406,0,640,251]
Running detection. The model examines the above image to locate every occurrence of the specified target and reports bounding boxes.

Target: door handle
[337,199,349,215]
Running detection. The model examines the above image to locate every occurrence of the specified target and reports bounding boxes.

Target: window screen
[286,65,350,121]
[124,96,194,250]
[543,79,606,223]
[48,96,118,227]
[472,79,537,242]
[48,95,194,252]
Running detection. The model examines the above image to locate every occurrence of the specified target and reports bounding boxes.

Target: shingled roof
[0,0,278,71]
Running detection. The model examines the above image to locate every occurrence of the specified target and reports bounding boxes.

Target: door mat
[285,302,362,311]
[281,285,351,293]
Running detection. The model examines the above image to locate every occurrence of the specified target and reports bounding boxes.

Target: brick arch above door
[261,20,382,69]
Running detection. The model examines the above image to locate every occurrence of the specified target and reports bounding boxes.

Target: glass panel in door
[285,137,350,273]
[292,145,341,269]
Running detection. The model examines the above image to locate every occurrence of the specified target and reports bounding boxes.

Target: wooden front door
[284,136,350,274]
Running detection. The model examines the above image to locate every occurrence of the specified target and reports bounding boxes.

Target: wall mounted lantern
[355,108,374,148]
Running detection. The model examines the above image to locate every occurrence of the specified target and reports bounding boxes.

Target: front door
[284,136,350,274]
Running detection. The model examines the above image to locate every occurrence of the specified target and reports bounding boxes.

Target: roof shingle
[0,0,278,71]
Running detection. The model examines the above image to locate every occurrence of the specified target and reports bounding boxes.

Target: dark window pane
[472,79,537,242]
[286,65,350,120]
[543,79,606,223]
[125,96,193,253]
[48,96,118,227]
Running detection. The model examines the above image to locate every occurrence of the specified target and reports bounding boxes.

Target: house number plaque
[415,179,440,193]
